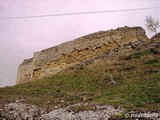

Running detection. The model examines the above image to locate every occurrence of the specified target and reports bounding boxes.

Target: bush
[149,48,159,54]
[144,59,159,64]
[125,51,147,60]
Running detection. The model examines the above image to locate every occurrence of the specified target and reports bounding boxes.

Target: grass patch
[124,51,148,60]
[149,48,159,54]
[126,76,160,107]
[144,58,160,64]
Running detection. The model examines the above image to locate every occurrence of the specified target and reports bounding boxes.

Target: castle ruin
[16,26,148,84]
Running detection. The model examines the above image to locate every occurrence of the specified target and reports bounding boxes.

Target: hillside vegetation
[0,46,160,112]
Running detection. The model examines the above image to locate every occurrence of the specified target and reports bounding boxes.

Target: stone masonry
[16,26,148,84]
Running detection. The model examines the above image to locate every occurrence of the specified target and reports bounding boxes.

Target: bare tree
[145,16,160,34]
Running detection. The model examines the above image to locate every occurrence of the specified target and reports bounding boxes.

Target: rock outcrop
[150,33,160,48]
[1,102,159,119]
[0,102,124,119]
[16,26,148,84]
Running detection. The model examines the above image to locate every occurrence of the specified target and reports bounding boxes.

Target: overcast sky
[0,0,159,87]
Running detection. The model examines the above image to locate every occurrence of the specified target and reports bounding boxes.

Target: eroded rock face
[150,33,160,48]
[16,26,148,84]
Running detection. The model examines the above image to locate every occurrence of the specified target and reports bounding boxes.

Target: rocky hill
[16,26,148,84]
[0,26,160,119]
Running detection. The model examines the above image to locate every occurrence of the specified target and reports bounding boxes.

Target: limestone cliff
[16,26,148,84]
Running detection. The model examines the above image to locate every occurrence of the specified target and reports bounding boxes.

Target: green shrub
[145,59,159,64]
[125,51,148,60]
[149,48,159,54]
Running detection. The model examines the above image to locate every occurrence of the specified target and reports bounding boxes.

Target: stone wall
[16,58,33,84]
[16,26,148,84]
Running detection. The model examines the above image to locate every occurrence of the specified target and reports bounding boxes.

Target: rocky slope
[1,102,160,119]
[1,102,124,120]
[0,27,160,120]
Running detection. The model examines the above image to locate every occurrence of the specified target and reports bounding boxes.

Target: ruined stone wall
[16,58,33,84]
[16,26,148,84]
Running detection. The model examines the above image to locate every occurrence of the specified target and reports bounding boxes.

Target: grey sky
[0,0,159,87]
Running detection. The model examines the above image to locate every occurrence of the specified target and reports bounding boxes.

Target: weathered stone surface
[16,26,148,84]
[150,33,160,48]
[1,103,43,120]
[16,58,33,84]
[0,102,124,120]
